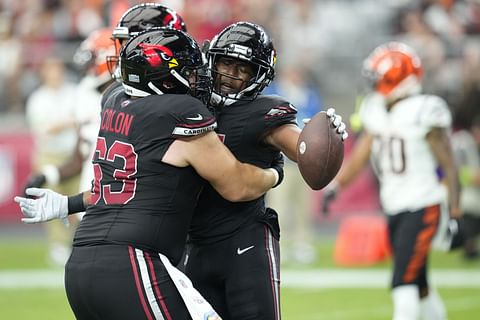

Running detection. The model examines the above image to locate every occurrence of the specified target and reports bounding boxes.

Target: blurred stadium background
[0,0,479,319]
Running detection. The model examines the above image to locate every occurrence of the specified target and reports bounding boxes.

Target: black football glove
[446,217,466,250]
[270,153,285,188]
[23,174,46,196]
[321,182,338,216]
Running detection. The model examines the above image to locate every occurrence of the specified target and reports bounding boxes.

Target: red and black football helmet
[112,3,186,40]
[120,28,211,103]
[108,3,187,78]
[207,22,276,106]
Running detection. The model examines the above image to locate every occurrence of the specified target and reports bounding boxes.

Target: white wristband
[42,165,60,185]
[267,168,279,187]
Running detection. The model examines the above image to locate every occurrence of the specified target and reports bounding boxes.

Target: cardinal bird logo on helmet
[138,43,179,69]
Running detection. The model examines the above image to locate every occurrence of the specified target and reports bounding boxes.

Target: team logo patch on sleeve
[172,118,217,136]
[265,104,297,119]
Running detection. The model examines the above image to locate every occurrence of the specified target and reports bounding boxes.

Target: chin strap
[210,79,261,107]
[211,91,236,106]
[147,82,164,95]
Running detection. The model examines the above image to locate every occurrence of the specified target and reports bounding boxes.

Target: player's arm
[426,127,461,218]
[335,131,373,188]
[163,131,279,202]
[265,124,301,161]
[318,130,373,214]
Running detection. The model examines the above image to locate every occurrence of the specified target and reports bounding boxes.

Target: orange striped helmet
[74,28,116,84]
[363,42,423,100]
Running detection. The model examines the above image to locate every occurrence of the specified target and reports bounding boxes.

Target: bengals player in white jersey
[323,42,460,320]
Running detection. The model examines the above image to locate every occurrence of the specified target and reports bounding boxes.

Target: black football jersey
[189,94,297,244]
[73,85,216,265]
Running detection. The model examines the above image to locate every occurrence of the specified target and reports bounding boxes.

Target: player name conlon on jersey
[100,108,134,136]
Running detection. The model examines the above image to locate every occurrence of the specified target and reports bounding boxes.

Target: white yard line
[1,269,479,289]
[0,270,64,289]
[282,269,480,288]
[298,296,480,320]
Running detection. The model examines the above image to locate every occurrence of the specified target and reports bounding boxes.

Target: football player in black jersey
[184,22,348,320]
[15,28,284,320]
[23,4,189,192]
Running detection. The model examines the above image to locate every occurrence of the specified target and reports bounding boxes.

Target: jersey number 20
[91,137,138,205]
[373,135,406,175]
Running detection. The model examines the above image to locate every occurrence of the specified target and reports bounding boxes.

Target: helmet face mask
[212,56,258,97]
[207,22,276,106]
[120,28,211,103]
[362,42,423,102]
[107,3,187,80]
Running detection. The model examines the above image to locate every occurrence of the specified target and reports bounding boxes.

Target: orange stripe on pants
[403,205,440,283]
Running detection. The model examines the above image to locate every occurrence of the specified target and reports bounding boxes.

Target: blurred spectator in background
[449,40,480,260]
[274,0,326,78]
[454,38,480,129]
[0,12,22,113]
[23,28,116,221]
[25,56,79,267]
[452,38,480,260]
[422,0,466,51]
[394,6,447,95]
[181,0,239,43]
[452,114,480,260]
[265,65,323,265]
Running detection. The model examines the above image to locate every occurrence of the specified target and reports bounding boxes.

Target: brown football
[296,111,344,190]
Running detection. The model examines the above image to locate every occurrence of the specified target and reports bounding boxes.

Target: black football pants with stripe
[388,204,440,295]
[65,244,192,320]
[185,221,281,320]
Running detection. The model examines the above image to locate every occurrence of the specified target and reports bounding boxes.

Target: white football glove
[302,108,349,141]
[14,188,69,226]
[326,108,348,141]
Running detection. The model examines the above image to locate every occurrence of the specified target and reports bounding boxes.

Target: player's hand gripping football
[303,108,348,141]
[14,188,69,225]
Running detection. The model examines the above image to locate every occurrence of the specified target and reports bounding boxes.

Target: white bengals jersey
[73,76,102,192]
[359,93,452,215]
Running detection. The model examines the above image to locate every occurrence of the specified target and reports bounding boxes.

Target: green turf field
[1,239,479,319]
